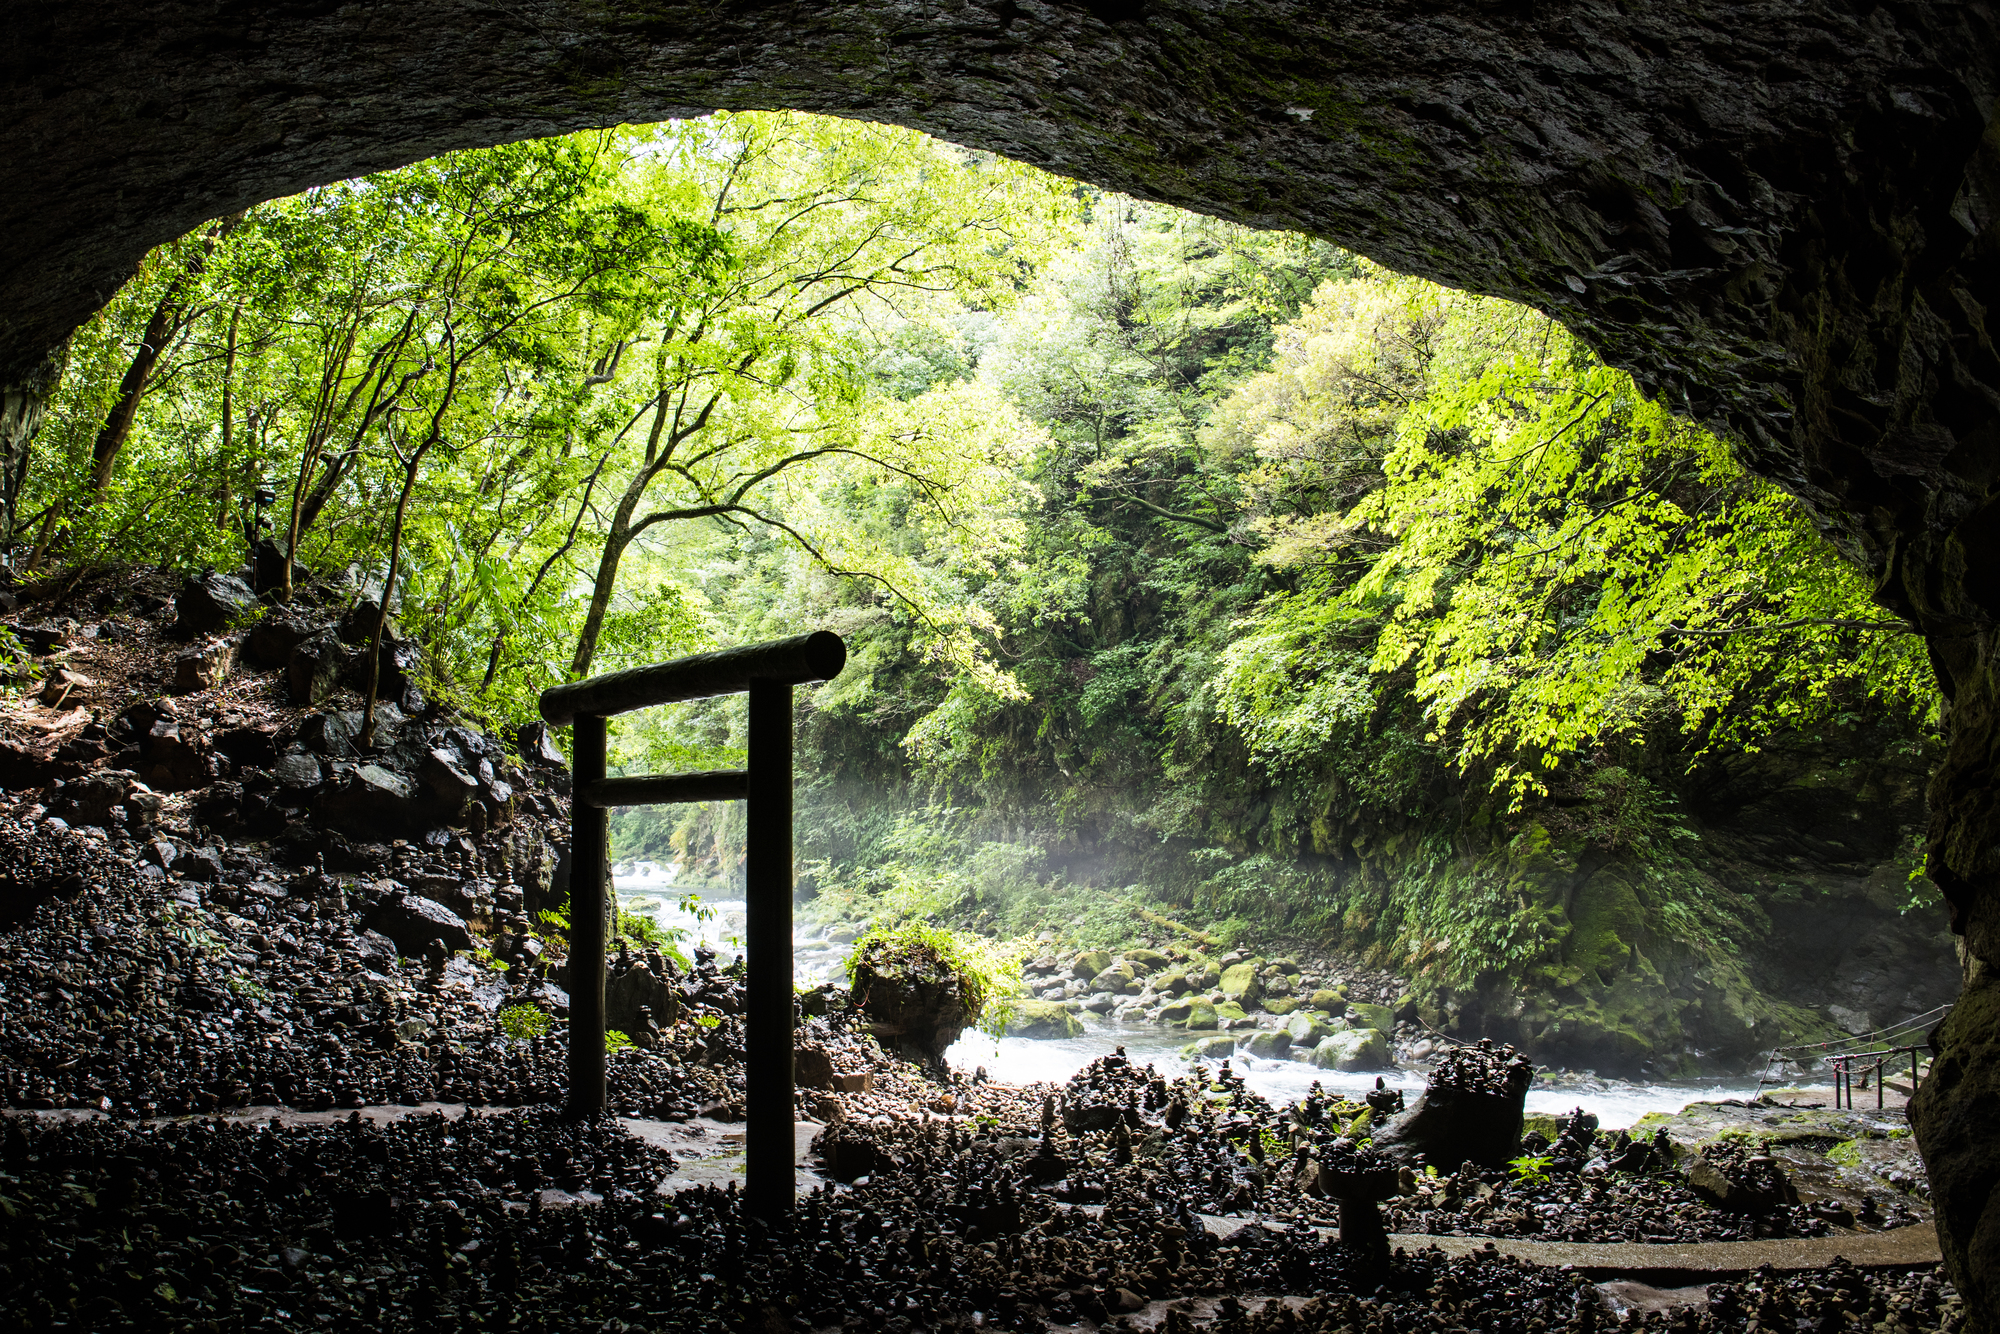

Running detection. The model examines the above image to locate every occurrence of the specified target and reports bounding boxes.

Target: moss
[1562,864,1646,982]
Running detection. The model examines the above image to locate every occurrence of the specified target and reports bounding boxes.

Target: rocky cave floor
[0,567,1967,1332]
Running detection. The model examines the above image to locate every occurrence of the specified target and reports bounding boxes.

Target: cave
[6,0,2000,1322]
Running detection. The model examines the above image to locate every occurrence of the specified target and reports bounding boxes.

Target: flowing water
[614,867,1769,1130]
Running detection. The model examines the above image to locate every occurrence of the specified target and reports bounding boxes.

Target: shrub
[497,1004,553,1039]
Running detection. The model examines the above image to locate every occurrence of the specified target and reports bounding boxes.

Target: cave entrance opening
[538,630,848,1219]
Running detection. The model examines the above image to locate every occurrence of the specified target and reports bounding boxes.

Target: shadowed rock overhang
[8,1,2000,1324]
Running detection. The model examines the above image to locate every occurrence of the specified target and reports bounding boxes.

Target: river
[613,867,1770,1130]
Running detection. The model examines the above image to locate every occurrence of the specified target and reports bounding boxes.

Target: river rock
[1069,950,1111,981]
[1241,1029,1292,1058]
[1309,989,1347,1014]
[1184,1035,1234,1060]
[1123,948,1169,973]
[1004,999,1083,1039]
[1263,997,1302,1016]
[1183,1001,1219,1031]
[1285,1012,1338,1045]
[1312,1028,1389,1071]
[1219,958,1264,1004]
[1347,1001,1395,1033]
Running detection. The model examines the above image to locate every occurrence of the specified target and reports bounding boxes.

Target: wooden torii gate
[539,630,847,1219]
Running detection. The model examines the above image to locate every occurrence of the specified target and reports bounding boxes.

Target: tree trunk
[89,215,238,499]
[0,345,65,553]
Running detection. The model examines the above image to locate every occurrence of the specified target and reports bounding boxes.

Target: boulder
[1373,1042,1535,1172]
[287,635,348,705]
[605,963,679,1034]
[49,769,134,827]
[1156,972,1193,997]
[274,752,322,789]
[38,665,93,707]
[419,747,480,811]
[1683,1154,1795,1214]
[212,726,278,768]
[296,711,359,758]
[1263,997,1302,1016]
[1241,1029,1292,1058]
[848,931,984,1068]
[1069,950,1112,981]
[1309,990,1347,1014]
[794,1045,835,1089]
[139,717,207,791]
[1347,1001,1395,1033]
[1183,1001,1219,1031]
[362,891,472,955]
[1214,1000,1247,1023]
[1184,1035,1235,1060]
[338,599,396,645]
[316,763,420,834]
[1285,1012,1339,1046]
[245,610,313,667]
[1003,999,1084,1039]
[1311,1029,1390,1071]
[517,721,566,768]
[1157,999,1194,1023]
[172,639,237,694]
[1123,948,1169,973]
[172,571,256,637]
[1219,958,1264,1004]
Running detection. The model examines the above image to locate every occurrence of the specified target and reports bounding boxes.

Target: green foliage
[604,1030,635,1055]
[1508,1154,1554,1185]
[497,1005,553,1040]
[227,975,270,1002]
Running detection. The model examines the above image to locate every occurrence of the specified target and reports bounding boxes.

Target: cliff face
[1424,728,1958,1078]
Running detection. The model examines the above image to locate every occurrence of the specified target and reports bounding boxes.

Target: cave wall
[7,0,2000,1318]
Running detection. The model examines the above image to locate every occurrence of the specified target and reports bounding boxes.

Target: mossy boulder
[1183,1034,1235,1060]
[1285,1012,1339,1045]
[1070,949,1113,981]
[848,931,982,1068]
[1156,972,1193,997]
[1263,997,1302,1016]
[1158,998,1195,1023]
[1347,1001,1395,1034]
[1124,948,1170,973]
[1004,1000,1084,1040]
[1214,1000,1248,1023]
[1097,961,1139,992]
[1219,958,1264,1003]
[1309,990,1347,1015]
[1241,1029,1292,1058]
[1311,1028,1390,1071]
[1184,1001,1219,1031]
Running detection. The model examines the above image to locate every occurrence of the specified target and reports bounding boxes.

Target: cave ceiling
[3,2,1998,594]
